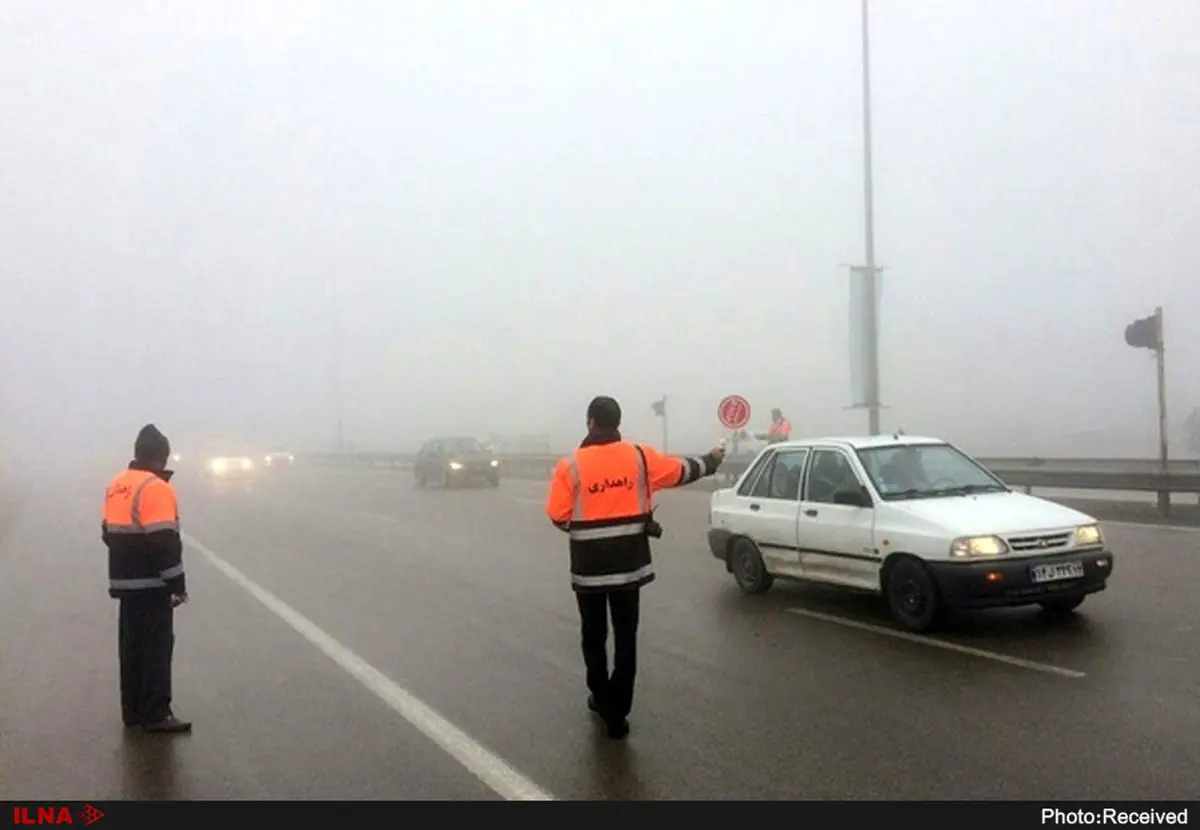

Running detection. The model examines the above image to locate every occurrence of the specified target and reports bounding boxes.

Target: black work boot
[605,717,630,740]
[587,694,600,714]
[144,713,192,734]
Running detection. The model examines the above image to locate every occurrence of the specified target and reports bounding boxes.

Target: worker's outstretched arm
[639,444,724,493]
[546,457,576,531]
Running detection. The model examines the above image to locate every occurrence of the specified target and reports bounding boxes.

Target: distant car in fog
[206,455,257,478]
[414,437,500,488]
[263,451,294,468]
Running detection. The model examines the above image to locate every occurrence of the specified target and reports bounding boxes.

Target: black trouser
[118,594,175,724]
[576,587,641,722]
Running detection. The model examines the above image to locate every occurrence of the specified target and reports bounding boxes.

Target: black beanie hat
[134,424,171,464]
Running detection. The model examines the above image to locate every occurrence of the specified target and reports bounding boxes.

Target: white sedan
[707,434,1114,632]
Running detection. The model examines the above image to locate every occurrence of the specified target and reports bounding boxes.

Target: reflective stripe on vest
[572,563,654,589]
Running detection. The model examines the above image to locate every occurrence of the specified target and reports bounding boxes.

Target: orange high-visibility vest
[103,468,183,595]
[547,441,714,591]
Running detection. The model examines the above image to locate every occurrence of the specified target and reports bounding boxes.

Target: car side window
[748,456,777,498]
[737,451,775,496]
[766,449,809,500]
[805,449,862,504]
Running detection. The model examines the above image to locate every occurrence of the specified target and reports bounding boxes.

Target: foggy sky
[1,0,1197,458]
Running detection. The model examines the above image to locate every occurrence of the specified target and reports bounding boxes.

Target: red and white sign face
[717,395,751,430]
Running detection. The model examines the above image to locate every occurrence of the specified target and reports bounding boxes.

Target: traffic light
[1124,312,1161,351]
[651,398,666,417]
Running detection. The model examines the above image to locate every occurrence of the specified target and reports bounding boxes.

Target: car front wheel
[730,538,774,595]
[886,557,942,633]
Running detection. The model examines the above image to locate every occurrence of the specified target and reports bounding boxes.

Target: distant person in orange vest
[756,408,792,443]
[102,424,191,733]
[546,396,725,739]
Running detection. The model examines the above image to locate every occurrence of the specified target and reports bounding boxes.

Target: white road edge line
[181,532,555,801]
[784,607,1087,679]
[357,511,399,523]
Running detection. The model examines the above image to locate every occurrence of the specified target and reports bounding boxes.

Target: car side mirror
[833,488,871,508]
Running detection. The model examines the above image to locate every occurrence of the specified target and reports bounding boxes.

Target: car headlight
[449,462,464,471]
[1075,524,1102,548]
[240,458,253,470]
[950,535,1009,558]
[490,459,499,467]
[210,459,227,472]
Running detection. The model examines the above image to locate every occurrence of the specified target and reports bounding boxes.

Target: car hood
[887,491,1096,536]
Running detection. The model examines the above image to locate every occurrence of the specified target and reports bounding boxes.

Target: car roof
[769,435,947,452]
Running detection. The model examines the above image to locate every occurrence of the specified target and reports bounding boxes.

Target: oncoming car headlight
[239,458,253,470]
[950,535,1009,558]
[1074,524,1103,548]
[209,459,228,473]
[448,461,464,471]
[490,459,499,467]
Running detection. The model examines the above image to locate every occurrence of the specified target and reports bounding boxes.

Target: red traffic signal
[1124,313,1160,350]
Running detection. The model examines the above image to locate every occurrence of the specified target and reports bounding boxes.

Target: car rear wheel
[730,538,774,595]
[486,474,500,487]
[886,557,942,633]
[1039,595,1085,615]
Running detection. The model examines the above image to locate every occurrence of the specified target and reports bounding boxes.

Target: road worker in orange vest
[546,396,726,739]
[756,408,792,443]
[102,424,192,733]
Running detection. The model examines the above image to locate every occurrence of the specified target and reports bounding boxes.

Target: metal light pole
[327,279,345,453]
[661,394,669,453]
[1154,306,1169,515]
[860,0,882,436]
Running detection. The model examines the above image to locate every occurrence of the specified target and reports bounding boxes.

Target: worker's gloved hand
[170,593,188,608]
[710,442,727,463]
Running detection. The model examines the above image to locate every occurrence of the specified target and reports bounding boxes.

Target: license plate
[1030,561,1085,583]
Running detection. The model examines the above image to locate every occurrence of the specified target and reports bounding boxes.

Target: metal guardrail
[298,450,1200,496]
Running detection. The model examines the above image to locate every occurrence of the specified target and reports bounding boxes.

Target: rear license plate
[1030,561,1085,583]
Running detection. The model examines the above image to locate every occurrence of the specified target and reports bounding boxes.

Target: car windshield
[855,443,1007,501]
[442,438,483,454]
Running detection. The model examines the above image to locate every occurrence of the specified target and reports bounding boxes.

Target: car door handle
[803,509,818,517]
[749,503,761,511]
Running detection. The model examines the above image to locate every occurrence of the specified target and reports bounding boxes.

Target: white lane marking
[181,532,555,801]
[784,607,1087,679]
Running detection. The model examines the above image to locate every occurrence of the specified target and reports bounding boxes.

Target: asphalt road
[2,464,1198,800]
